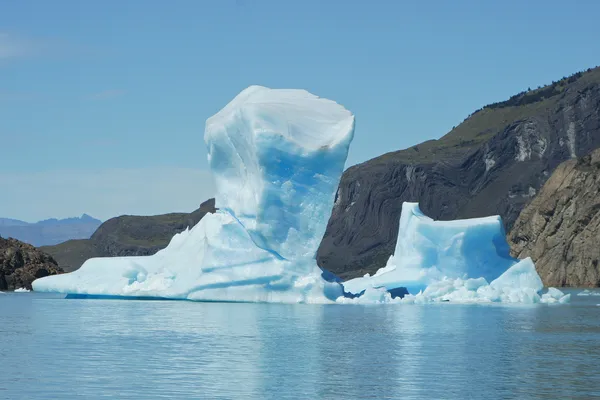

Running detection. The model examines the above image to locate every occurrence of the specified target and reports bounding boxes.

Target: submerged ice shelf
[33,86,568,305]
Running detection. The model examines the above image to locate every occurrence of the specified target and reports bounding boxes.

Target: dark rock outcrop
[508,149,600,287]
[0,237,64,291]
[42,199,216,272]
[318,67,600,280]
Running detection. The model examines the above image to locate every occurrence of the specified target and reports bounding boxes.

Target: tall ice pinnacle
[205,85,355,260]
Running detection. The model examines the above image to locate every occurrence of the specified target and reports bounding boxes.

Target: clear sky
[1,0,599,221]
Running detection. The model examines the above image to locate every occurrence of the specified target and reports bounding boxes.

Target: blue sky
[1,0,599,221]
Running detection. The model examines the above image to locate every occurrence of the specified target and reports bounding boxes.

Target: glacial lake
[1,291,599,399]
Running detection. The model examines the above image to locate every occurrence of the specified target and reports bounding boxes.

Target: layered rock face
[0,237,64,290]
[319,68,600,279]
[508,149,600,287]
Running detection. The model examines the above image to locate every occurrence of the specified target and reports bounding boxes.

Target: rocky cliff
[508,149,600,287]
[318,67,600,279]
[0,237,64,291]
[41,199,216,272]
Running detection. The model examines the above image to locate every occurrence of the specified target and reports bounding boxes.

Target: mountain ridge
[0,214,102,247]
[0,214,101,226]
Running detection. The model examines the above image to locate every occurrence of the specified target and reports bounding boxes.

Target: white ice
[33,86,354,303]
[14,287,30,293]
[577,289,600,296]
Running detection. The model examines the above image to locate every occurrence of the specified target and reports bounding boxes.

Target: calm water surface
[1,291,599,399]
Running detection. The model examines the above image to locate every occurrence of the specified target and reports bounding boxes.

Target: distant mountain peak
[0,214,103,247]
[80,213,100,222]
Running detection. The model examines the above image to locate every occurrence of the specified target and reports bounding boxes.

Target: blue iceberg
[33,86,354,303]
[340,203,569,304]
[343,202,523,294]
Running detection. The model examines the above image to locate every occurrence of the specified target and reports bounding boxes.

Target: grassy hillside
[371,66,600,165]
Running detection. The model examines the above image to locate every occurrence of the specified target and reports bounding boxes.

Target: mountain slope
[0,237,64,291]
[0,218,29,227]
[42,199,216,272]
[508,149,600,287]
[0,214,102,247]
[318,66,600,280]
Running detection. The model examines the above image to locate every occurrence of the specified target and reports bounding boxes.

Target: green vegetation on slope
[370,66,600,166]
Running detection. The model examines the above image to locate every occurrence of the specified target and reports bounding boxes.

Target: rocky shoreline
[0,237,64,291]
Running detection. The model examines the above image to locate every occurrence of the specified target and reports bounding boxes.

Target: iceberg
[577,289,600,296]
[341,203,569,304]
[33,86,568,305]
[33,86,354,303]
[343,202,519,295]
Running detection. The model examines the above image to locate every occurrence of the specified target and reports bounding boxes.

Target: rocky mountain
[318,66,600,280]
[0,236,64,291]
[42,199,216,272]
[0,214,102,247]
[508,149,600,287]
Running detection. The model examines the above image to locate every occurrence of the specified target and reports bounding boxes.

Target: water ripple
[1,291,599,399]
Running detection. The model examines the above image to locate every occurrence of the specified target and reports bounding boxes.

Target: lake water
[1,291,599,399]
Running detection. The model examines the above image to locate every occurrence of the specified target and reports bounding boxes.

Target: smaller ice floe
[540,287,571,304]
[343,202,524,295]
[340,202,570,305]
[14,287,31,293]
[577,289,600,296]
[337,259,570,304]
